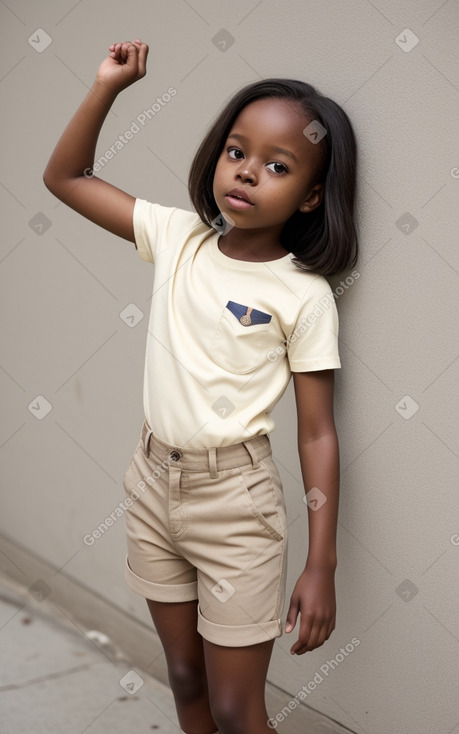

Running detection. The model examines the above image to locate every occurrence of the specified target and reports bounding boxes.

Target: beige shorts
[123,419,288,647]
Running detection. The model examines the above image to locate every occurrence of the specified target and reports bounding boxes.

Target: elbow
[43,168,64,199]
[42,168,55,193]
[298,426,338,447]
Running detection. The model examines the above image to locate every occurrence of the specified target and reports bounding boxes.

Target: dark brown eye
[267,162,288,174]
[228,147,244,159]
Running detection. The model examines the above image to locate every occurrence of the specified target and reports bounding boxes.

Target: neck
[218,227,288,262]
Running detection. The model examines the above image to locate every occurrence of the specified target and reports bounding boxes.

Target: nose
[236,159,257,184]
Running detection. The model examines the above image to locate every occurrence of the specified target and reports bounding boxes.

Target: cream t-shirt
[132,198,341,448]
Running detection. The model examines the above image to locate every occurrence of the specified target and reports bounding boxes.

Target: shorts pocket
[238,460,286,542]
[210,301,272,374]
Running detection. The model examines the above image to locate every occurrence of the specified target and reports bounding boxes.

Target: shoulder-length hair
[188,78,358,275]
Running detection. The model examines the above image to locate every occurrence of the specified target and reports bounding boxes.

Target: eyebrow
[226,133,299,164]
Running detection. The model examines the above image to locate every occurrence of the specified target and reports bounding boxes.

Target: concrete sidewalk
[0,571,182,734]
[0,568,353,734]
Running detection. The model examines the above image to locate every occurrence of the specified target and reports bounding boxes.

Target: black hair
[188,78,358,275]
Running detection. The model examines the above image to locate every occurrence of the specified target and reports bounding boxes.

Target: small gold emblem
[239,307,253,326]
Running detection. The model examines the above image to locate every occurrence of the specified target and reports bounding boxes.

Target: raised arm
[43,39,149,243]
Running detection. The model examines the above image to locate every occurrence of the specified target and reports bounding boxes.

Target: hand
[285,565,336,655]
[95,39,149,95]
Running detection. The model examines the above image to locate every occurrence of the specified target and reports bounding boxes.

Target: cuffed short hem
[197,603,283,647]
[125,555,198,601]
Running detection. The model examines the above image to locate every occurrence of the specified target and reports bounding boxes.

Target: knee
[167,661,208,703]
[209,694,248,734]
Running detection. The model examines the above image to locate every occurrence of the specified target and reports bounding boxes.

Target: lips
[226,188,254,205]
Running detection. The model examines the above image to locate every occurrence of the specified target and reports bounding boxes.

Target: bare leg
[203,637,276,734]
[146,598,218,734]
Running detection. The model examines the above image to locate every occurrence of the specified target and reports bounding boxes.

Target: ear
[298,183,324,213]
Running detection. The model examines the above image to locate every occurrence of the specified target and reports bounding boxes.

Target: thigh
[203,637,275,712]
[146,598,206,672]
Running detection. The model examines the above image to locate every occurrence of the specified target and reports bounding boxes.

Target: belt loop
[208,447,218,479]
[143,423,153,458]
[242,440,259,468]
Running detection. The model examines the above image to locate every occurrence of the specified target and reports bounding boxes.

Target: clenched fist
[95,38,149,94]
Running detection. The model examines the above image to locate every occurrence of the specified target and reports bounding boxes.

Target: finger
[290,633,308,655]
[120,41,132,60]
[137,42,149,76]
[124,41,137,54]
[285,596,299,634]
[124,42,140,70]
[320,620,333,645]
[111,42,122,59]
[290,615,314,654]
[306,620,326,650]
[285,611,297,634]
[290,632,313,655]
[291,619,328,655]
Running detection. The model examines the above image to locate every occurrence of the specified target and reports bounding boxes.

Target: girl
[43,39,358,734]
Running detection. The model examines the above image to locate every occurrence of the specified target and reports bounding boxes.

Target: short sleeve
[133,198,204,263]
[287,275,341,371]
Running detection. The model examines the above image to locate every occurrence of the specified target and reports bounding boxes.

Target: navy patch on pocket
[226,301,272,327]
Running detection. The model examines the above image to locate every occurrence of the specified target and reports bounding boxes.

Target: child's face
[213,97,325,236]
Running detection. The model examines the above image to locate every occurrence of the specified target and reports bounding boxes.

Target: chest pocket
[210,301,272,374]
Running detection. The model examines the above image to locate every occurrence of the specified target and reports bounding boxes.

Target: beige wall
[1,1,458,732]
